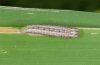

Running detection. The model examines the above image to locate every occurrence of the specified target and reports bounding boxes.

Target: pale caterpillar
[20,25,78,38]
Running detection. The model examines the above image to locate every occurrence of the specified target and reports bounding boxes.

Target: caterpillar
[20,25,78,38]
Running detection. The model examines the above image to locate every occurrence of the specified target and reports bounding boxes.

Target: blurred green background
[0,0,100,12]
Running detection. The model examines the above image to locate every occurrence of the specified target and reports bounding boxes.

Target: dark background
[0,0,100,12]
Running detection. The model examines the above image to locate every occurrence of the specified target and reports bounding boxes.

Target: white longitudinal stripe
[0,30,20,34]
[79,28,100,30]
[0,27,20,34]
[0,27,15,29]
[91,33,99,35]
